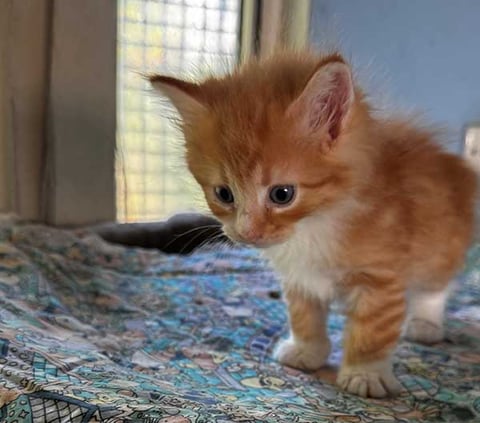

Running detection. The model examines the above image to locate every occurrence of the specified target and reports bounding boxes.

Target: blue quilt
[0,220,479,422]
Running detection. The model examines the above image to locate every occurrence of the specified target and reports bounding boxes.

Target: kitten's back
[341,120,477,288]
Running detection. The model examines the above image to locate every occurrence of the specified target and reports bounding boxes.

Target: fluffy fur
[150,51,477,398]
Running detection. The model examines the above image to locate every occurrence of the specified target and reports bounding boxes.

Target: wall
[0,0,50,218]
[0,5,12,213]
[47,0,117,226]
[0,0,116,225]
[310,0,480,151]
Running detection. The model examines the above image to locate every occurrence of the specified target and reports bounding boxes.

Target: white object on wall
[464,125,480,172]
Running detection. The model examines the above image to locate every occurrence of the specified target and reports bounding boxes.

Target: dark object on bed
[93,213,230,254]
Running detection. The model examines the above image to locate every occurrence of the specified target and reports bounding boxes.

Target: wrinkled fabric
[0,221,479,422]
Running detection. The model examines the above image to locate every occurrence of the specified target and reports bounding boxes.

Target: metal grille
[117,0,241,222]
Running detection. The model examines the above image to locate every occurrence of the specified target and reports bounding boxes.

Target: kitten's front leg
[337,274,406,398]
[274,290,331,370]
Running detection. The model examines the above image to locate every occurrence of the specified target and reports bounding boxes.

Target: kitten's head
[150,52,368,247]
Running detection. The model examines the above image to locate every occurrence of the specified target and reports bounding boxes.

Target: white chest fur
[264,212,346,302]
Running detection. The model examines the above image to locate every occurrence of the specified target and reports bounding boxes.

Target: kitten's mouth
[228,235,286,249]
[222,227,289,248]
[246,240,278,249]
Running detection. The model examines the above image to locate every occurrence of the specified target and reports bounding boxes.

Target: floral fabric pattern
[0,220,479,422]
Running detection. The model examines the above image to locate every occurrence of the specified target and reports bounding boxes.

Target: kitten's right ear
[287,61,354,144]
[149,75,207,122]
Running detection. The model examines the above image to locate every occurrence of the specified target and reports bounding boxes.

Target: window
[117,0,241,222]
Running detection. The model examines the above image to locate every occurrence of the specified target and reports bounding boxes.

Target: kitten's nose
[236,212,265,244]
[237,228,262,244]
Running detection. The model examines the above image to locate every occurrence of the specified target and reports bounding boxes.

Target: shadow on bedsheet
[0,221,479,422]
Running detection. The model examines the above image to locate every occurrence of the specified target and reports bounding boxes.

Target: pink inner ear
[309,71,352,140]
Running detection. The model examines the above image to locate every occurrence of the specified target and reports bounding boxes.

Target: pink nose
[238,228,262,244]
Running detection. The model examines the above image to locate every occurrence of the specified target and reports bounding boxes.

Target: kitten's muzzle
[234,230,284,248]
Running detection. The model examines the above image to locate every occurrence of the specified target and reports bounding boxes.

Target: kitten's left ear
[287,61,354,143]
[149,75,207,122]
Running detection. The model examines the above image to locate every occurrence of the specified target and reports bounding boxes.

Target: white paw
[405,318,444,344]
[337,361,402,398]
[274,338,331,370]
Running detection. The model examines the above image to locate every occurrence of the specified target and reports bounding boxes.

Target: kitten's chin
[228,236,289,249]
[247,240,280,249]
[222,228,291,248]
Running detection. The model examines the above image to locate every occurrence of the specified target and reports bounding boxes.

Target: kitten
[149,51,477,398]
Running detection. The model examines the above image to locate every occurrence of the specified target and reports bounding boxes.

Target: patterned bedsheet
[0,219,479,422]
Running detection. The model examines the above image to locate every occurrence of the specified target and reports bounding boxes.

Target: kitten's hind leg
[405,287,449,344]
[337,274,406,398]
[274,290,331,371]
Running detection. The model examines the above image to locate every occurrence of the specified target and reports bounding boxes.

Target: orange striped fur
[150,50,477,397]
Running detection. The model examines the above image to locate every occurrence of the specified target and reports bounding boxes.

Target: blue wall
[310,0,480,151]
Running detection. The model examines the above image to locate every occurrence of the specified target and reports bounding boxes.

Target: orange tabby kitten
[150,51,477,398]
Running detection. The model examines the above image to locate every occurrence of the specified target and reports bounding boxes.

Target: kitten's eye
[269,185,295,205]
[214,186,234,204]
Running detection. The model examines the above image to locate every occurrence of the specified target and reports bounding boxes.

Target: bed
[0,218,479,422]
